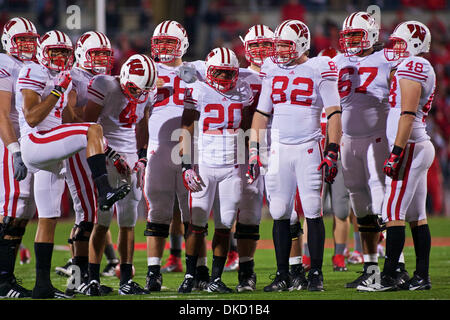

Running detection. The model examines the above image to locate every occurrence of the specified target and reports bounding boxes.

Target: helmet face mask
[384,37,408,61]
[206,66,238,92]
[44,46,73,71]
[85,48,113,74]
[151,36,181,63]
[339,29,370,56]
[246,39,274,66]
[121,81,149,104]
[272,39,298,65]
[10,34,38,61]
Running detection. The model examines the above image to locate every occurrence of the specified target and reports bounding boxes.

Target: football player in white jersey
[16,30,130,299]
[334,12,409,290]
[57,31,116,295]
[230,24,275,292]
[0,17,38,299]
[144,20,210,292]
[178,47,254,293]
[83,54,157,296]
[360,21,435,292]
[247,20,342,292]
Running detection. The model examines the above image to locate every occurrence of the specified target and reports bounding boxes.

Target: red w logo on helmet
[127,59,145,75]
[407,24,426,42]
[289,23,309,39]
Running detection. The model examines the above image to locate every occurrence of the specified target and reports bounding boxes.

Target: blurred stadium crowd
[1,0,449,216]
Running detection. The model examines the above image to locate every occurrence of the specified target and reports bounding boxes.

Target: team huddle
[0,11,435,298]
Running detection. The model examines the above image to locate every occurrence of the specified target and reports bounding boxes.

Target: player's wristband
[137,148,147,159]
[392,145,403,156]
[325,142,340,154]
[400,111,416,117]
[50,89,61,98]
[327,110,342,120]
[181,161,192,172]
[7,142,20,154]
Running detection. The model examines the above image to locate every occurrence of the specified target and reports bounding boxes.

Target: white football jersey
[70,67,94,108]
[184,79,253,167]
[15,63,72,138]
[0,53,26,140]
[239,67,262,113]
[148,61,205,146]
[87,74,155,153]
[333,50,398,137]
[386,56,436,144]
[257,56,339,145]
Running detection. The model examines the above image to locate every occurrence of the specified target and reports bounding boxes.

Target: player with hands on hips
[360,21,435,292]
[0,17,39,299]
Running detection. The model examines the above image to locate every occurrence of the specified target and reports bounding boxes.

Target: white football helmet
[384,21,431,61]
[239,24,274,66]
[205,47,239,92]
[1,17,39,61]
[75,31,113,75]
[272,20,310,65]
[339,12,379,57]
[120,54,157,103]
[36,30,74,71]
[151,20,189,63]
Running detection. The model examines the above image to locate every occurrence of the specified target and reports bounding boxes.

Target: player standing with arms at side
[230,24,275,292]
[144,20,210,291]
[178,47,253,293]
[83,54,156,296]
[0,17,38,299]
[247,19,342,292]
[360,21,435,291]
[334,12,409,289]
[17,30,129,299]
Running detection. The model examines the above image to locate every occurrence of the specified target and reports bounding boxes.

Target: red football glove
[133,157,147,189]
[53,71,72,93]
[246,143,261,185]
[182,162,202,192]
[317,143,339,184]
[105,146,131,177]
[383,146,404,178]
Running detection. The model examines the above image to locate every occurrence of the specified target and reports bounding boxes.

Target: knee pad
[235,223,260,241]
[72,221,94,242]
[357,215,386,232]
[290,221,303,240]
[144,222,170,238]
[0,217,26,239]
[188,224,208,237]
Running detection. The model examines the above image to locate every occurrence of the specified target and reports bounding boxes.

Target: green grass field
[11,216,450,301]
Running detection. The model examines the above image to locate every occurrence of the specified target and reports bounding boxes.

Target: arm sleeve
[16,64,47,96]
[87,75,107,106]
[255,75,273,114]
[396,57,431,84]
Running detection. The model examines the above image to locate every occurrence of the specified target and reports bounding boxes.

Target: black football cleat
[145,271,162,292]
[307,269,324,292]
[99,184,131,211]
[263,272,292,292]
[178,274,195,293]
